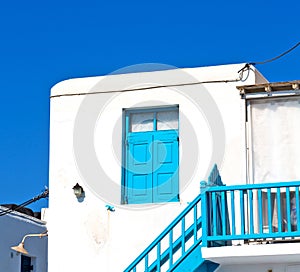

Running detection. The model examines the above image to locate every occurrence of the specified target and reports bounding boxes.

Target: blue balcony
[124,165,300,272]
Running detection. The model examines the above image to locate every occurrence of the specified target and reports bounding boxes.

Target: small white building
[0,206,47,272]
[48,63,300,272]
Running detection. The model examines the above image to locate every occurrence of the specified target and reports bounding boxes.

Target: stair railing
[124,164,224,272]
[124,193,203,272]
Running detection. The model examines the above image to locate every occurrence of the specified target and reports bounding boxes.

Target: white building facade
[48,63,300,272]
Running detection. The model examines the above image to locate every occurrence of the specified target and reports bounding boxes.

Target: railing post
[201,190,208,247]
[200,180,208,193]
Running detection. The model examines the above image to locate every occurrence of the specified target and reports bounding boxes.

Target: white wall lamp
[72,183,85,199]
[11,231,48,255]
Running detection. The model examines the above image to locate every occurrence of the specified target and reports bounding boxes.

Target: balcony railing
[204,181,300,246]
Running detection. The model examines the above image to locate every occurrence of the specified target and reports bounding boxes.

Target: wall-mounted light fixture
[11,231,48,255]
[72,183,85,198]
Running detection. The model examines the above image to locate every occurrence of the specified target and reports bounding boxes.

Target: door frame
[121,105,179,204]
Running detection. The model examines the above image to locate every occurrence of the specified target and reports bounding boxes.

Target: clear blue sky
[0,1,299,211]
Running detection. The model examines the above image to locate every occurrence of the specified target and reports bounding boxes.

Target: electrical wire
[250,41,300,66]
[0,190,48,216]
[51,65,251,98]
[0,188,49,217]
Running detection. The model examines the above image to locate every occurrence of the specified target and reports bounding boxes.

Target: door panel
[153,131,179,202]
[126,133,153,204]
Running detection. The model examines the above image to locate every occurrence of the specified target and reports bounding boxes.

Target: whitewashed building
[48,63,300,272]
[0,206,47,272]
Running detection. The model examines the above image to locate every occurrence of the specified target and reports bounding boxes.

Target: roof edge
[50,63,258,97]
[237,80,300,95]
[0,206,47,226]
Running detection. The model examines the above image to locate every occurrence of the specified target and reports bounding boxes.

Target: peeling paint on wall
[84,209,108,250]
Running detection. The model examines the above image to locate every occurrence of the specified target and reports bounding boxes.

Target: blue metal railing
[124,193,203,272]
[204,181,300,245]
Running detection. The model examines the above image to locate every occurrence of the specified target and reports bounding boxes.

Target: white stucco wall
[48,63,268,272]
[218,264,300,272]
[0,208,47,272]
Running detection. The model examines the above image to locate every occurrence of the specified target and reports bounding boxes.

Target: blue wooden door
[124,107,179,204]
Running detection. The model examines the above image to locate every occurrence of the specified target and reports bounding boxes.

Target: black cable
[51,66,251,98]
[0,188,49,217]
[250,41,300,66]
[0,191,48,216]
[0,199,33,216]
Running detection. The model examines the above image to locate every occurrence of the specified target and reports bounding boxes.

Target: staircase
[124,165,222,272]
